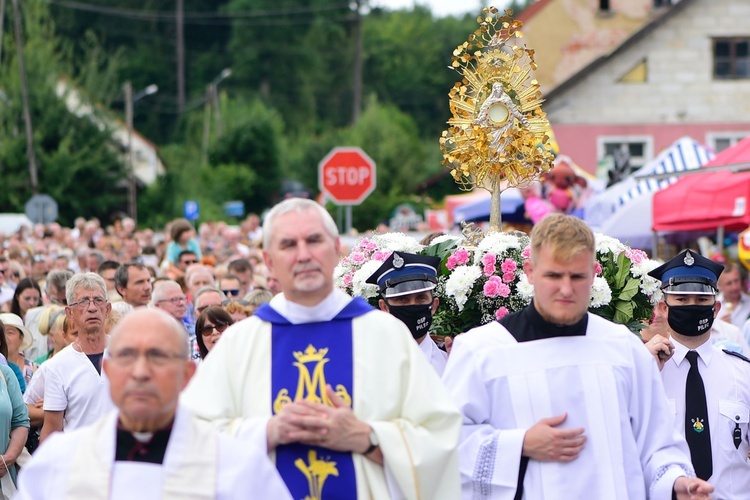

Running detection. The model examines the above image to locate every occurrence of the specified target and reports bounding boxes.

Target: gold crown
[293,344,329,363]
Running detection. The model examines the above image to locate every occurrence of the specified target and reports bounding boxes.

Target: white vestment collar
[269,288,352,324]
[66,405,218,499]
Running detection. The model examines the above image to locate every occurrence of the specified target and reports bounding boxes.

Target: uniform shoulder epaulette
[723,349,750,364]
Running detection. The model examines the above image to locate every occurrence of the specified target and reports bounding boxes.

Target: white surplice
[443,313,694,500]
[16,405,292,500]
[419,334,448,376]
[181,289,461,500]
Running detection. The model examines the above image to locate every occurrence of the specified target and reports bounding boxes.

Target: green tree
[0,2,126,225]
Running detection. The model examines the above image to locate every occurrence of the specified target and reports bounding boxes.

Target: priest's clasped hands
[266,384,384,465]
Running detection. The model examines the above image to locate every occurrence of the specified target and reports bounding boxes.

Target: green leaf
[614,252,631,289]
[618,277,641,301]
[613,300,634,324]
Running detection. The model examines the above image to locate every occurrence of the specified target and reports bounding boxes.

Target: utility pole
[351,0,363,124]
[176,0,185,113]
[201,84,213,165]
[123,81,136,222]
[0,0,6,66]
[12,0,38,194]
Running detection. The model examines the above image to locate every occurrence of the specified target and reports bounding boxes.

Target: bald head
[109,308,188,359]
[105,308,195,432]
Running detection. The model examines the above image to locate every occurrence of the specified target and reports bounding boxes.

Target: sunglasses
[199,323,229,337]
[222,289,240,297]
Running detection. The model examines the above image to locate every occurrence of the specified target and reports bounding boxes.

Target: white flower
[373,233,423,254]
[516,273,535,301]
[477,232,522,256]
[351,260,383,299]
[640,275,662,303]
[595,233,627,255]
[589,276,612,308]
[630,258,660,278]
[445,265,482,311]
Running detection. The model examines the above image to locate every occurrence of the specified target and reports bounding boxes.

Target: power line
[43,0,353,26]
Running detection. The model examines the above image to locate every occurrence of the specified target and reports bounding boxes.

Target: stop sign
[318,147,376,205]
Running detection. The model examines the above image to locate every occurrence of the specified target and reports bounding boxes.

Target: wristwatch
[363,428,379,455]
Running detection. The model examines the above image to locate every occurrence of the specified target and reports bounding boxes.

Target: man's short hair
[46,269,73,295]
[530,214,595,263]
[193,286,226,307]
[97,260,120,274]
[150,280,182,305]
[178,250,198,262]
[66,272,108,304]
[89,250,105,268]
[723,260,747,282]
[227,258,253,275]
[114,262,149,291]
[262,198,338,249]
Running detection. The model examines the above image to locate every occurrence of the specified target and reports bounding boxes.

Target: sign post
[24,194,58,224]
[318,147,376,233]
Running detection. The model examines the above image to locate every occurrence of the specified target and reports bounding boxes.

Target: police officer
[647,249,750,499]
[366,251,447,375]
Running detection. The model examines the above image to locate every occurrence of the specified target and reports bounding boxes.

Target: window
[597,136,653,170]
[706,132,749,153]
[713,38,750,80]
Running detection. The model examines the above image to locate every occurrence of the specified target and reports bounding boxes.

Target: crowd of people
[0,200,746,499]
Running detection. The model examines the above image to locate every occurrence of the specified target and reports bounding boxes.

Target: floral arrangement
[334,231,662,336]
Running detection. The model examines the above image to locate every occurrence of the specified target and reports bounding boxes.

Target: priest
[16,309,292,499]
[181,198,461,499]
[443,214,712,499]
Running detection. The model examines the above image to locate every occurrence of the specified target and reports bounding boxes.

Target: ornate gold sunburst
[440,7,555,218]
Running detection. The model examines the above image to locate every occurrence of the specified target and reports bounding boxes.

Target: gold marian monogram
[295,450,339,500]
[273,344,352,414]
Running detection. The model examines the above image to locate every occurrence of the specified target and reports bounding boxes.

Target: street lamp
[202,68,232,164]
[123,82,158,224]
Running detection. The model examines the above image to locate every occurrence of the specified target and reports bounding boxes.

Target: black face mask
[387,304,433,340]
[667,304,715,337]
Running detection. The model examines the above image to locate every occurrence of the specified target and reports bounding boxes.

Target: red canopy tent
[653,136,750,232]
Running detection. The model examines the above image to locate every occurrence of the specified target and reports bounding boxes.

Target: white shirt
[23,362,47,406]
[43,344,114,431]
[418,335,448,376]
[719,292,750,328]
[659,339,750,500]
[712,318,750,354]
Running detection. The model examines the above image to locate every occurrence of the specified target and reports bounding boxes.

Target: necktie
[684,350,712,480]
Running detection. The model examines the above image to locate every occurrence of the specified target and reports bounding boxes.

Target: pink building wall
[552,123,750,174]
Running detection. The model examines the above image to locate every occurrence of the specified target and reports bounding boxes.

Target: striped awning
[619,137,713,206]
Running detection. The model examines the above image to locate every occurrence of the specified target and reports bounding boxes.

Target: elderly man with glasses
[151,280,190,333]
[17,309,292,499]
[39,273,114,443]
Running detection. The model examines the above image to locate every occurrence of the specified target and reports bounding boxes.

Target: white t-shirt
[23,362,47,406]
[43,344,114,431]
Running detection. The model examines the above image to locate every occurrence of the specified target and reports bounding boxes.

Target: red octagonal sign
[319,147,376,205]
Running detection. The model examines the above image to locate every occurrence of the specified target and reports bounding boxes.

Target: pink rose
[497,283,511,298]
[521,246,531,259]
[594,262,602,275]
[343,273,353,286]
[501,259,517,273]
[482,253,497,267]
[483,264,496,277]
[453,248,470,266]
[502,272,515,283]
[495,306,509,320]
[483,276,502,297]
[350,251,366,264]
[371,250,389,262]
[446,255,458,270]
[626,248,647,265]
[359,239,377,252]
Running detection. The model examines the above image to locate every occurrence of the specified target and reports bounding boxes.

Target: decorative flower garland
[335,231,661,337]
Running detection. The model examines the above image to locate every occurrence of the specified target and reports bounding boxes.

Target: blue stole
[255,297,373,500]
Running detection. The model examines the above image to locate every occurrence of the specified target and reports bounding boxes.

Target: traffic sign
[24,194,58,224]
[184,200,200,221]
[318,147,376,205]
